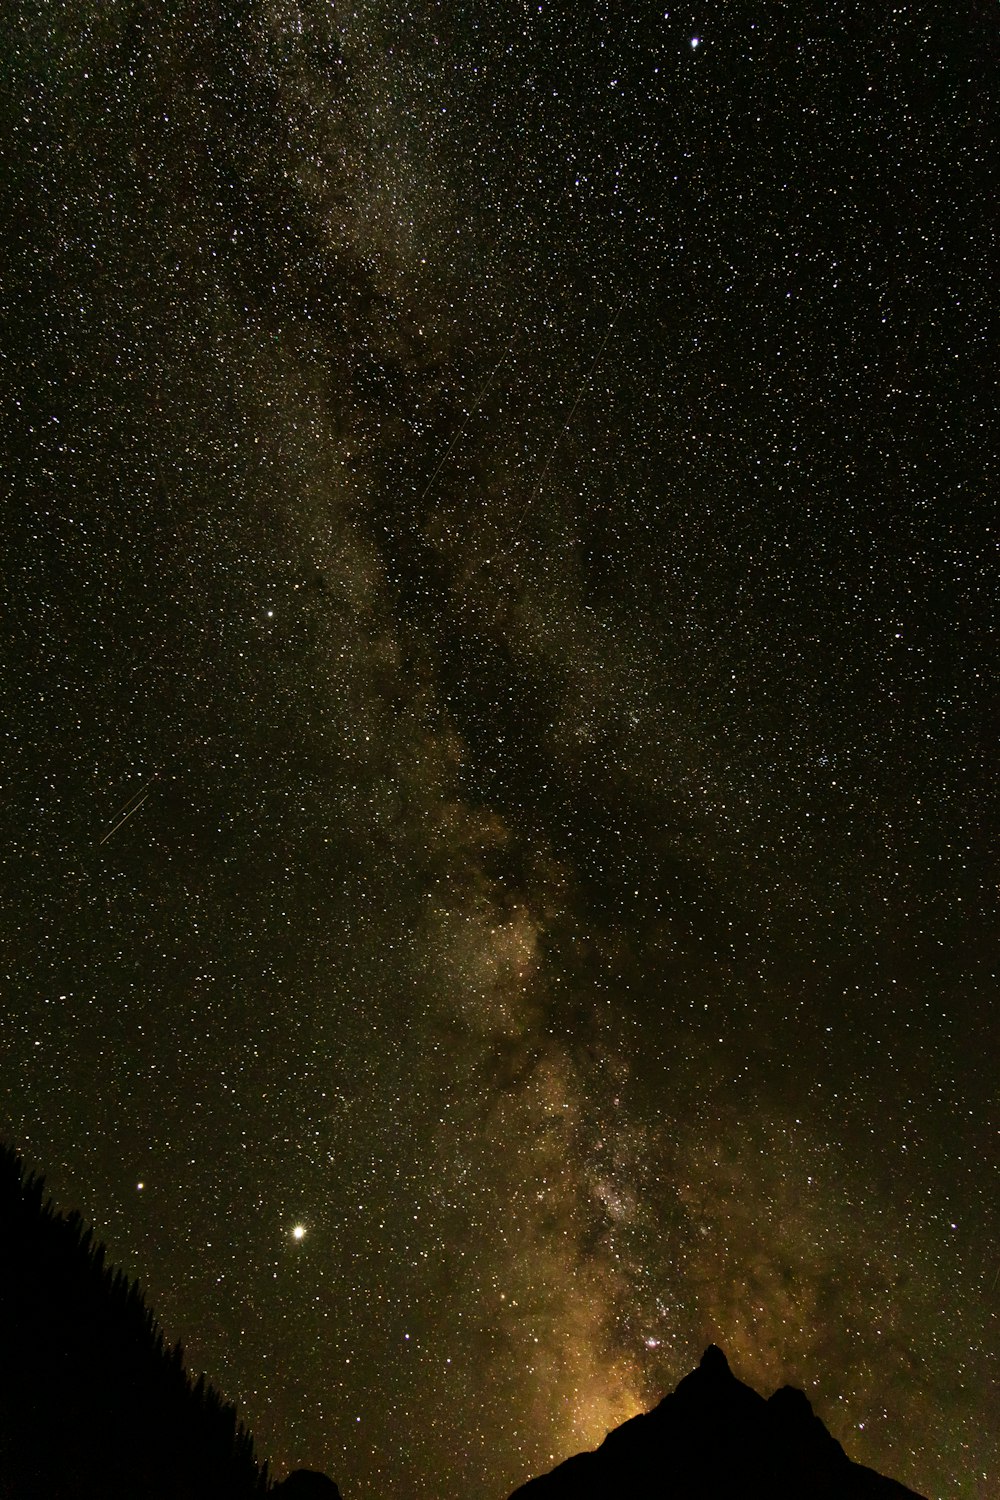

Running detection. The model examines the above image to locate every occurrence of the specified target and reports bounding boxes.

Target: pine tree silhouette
[0,1144,270,1499]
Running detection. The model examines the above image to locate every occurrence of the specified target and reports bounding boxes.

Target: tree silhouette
[0,1144,269,1499]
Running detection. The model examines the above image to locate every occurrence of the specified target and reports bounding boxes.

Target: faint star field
[2,4,995,1500]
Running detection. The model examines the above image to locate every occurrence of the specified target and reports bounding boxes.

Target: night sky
[3,4,995,1498]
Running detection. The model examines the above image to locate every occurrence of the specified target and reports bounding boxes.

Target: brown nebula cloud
[4,5,995,1500]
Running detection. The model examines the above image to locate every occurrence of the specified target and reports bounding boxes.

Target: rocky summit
[508,1346,927,1499]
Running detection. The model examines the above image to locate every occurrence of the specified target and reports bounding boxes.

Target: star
[3,5,988,1497]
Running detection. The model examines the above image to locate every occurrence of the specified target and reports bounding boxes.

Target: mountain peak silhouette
[508,1346,927,1499]
[0,1146,932,1500]
[698,1343,730,1375]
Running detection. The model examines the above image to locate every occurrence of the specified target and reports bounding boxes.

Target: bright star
[690,36,700,48]
[292,1224,306,1241]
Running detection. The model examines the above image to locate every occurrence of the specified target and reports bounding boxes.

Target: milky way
[3,5,995,1498]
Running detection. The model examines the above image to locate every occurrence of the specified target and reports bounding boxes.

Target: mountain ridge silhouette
[507,1344,928,1499]
[0,1145,928,1499]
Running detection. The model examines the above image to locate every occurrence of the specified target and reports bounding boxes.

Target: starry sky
[2,4,996,1498]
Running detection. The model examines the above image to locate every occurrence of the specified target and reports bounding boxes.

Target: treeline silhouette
[0,1143,268,1499]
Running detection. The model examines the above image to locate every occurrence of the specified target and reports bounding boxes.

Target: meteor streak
[97,779,155,845]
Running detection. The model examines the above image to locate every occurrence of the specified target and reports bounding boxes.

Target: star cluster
[2,4,995,1498]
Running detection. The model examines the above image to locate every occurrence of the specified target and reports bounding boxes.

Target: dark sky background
[2,3,995,1498]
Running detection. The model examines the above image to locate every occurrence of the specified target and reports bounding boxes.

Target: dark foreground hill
[0,1145,926,1500]
[0,1145,270,1499]
[0,1146,345,1500]
[509,1344,927,1500]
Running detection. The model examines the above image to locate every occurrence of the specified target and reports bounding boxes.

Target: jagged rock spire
[698,1344,731,1376]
